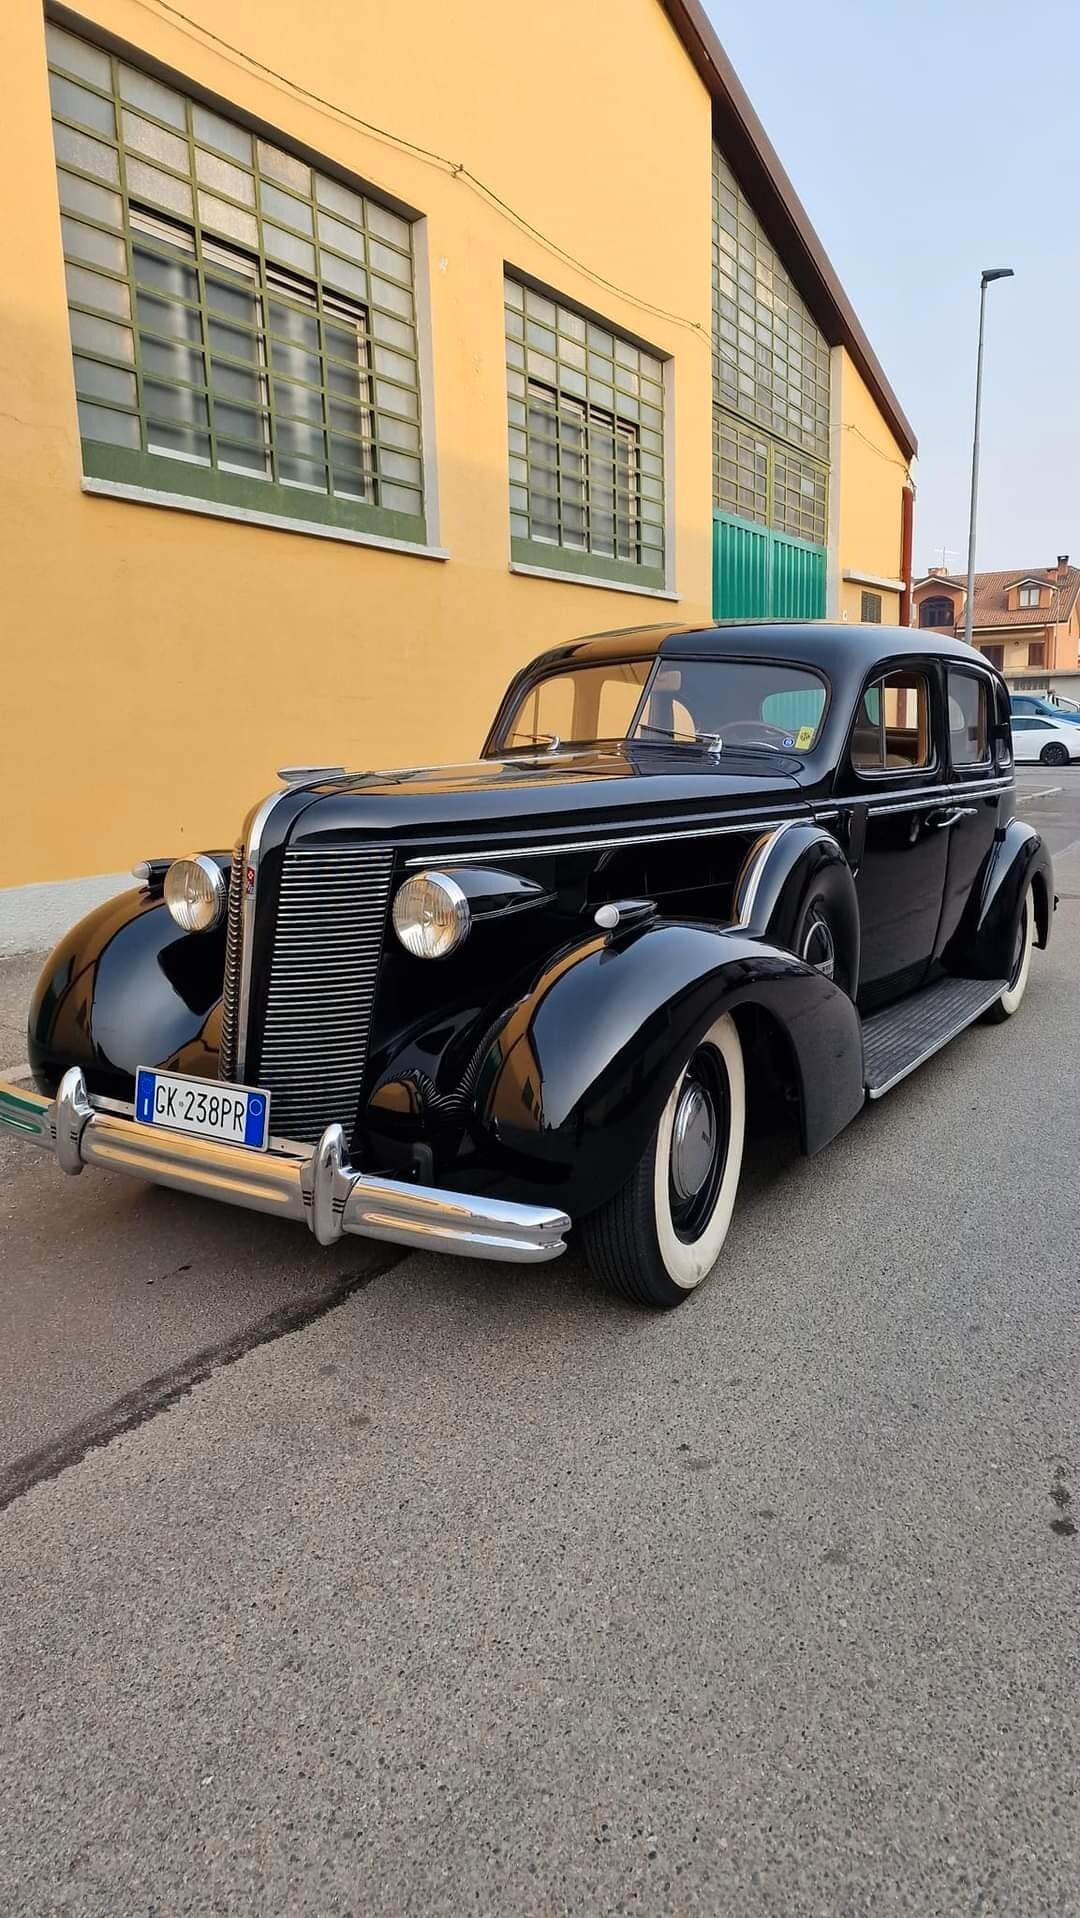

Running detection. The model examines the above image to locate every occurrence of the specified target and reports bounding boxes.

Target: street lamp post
[964,267,1014,649]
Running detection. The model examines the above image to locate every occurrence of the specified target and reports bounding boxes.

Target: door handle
[932,806,978,829]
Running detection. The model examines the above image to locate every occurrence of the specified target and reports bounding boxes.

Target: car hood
[283,745,807,855]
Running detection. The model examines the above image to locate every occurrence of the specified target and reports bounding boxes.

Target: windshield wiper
[634,727,783,755]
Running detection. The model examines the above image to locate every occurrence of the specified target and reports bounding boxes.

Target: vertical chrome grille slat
[218,842,245,1081]
[255,847,394,1143]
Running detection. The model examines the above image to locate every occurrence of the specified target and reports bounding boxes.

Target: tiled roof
[913,566,1080,630]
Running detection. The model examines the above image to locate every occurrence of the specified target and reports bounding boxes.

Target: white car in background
[1010,714,1080,766]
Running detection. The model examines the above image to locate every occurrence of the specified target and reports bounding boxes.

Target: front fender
[27,887,226,1097]
[737,822,860,995]
[948,818,1054,979]
[469,920,865,1216]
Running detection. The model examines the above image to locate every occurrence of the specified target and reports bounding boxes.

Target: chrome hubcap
[801,915,835,980]
[671,1081,716,1201]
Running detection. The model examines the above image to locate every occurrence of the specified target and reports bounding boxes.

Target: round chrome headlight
[163,854,226,933]
[392,871,470,959]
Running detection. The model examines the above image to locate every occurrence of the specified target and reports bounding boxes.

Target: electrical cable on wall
[130,0,710,341]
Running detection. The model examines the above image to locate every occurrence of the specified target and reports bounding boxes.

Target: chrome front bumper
[0,1069,570,1264]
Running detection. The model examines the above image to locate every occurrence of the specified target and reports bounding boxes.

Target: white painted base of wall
[0,872,130,957]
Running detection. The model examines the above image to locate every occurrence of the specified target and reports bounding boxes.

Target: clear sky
[705,0,1080,576]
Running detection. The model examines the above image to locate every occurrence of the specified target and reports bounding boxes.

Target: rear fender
[947,818,1054,978]
[27,887,226,1097]
[469,918,865,1217]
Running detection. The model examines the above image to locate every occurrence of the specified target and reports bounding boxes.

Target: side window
[851,671,932,773]
[1011,698,1034,713]
[947,671,990,766]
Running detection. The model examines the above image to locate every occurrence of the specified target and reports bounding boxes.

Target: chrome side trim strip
[406,815,795,866]
[405,784,1011,867]
[868,793,973,818]
[0,1071,570,1264]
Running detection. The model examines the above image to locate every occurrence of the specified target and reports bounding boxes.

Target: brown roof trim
[660,0,917,461]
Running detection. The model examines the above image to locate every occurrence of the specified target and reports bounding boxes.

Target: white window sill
[842,568,905,593]
[510,561,678,601]
[81,479,450,560]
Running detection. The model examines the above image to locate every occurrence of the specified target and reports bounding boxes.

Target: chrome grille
[218,841,245,1081]
[256,847,394,1143]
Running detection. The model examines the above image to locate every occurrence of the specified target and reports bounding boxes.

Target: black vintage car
[0,623,1054,1307]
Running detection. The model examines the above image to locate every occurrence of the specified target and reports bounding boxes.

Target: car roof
[523,621,997,679]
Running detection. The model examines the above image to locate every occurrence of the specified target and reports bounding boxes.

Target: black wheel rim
[668,1045,730,1244]
[800,907,836,981]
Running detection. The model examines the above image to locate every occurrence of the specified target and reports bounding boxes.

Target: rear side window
[851,671,932,772]
[948,671,990,766]
[995,683,1014,767]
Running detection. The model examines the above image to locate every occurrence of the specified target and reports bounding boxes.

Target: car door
[933,665,1007,963]
[835,659,951,1012]
[1009,716,1039,761]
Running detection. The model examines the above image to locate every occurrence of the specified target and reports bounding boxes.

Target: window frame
[505,275,668,593]
[1018,584,1041,608]
[46,21,428,546]
[860,590,883,624]
[846,662,939,784]
[918,596,954,629]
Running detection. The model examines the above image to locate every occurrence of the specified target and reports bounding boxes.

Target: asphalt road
[1,768,1078,1915]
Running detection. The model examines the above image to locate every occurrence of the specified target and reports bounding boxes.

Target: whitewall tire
[985,885,1035,1022]
[581,1012,746,1308]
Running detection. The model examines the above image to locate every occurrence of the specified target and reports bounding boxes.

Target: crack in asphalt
[0,1250,402,1516]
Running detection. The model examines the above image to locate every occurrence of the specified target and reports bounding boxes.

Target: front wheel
[983,884,1035,1023]
[581,1013,745,1308]
[1040,742,1070,766]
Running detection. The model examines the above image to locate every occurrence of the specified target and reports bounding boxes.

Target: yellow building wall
[0,0,713,888]
[834,349,911,626]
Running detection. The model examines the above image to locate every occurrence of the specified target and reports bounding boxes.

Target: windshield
[632,659,827,752]
[496,655,828,755]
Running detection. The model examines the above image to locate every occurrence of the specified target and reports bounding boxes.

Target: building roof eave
[660,0,918,463]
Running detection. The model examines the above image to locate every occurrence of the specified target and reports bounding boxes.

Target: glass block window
[712,144,830,551]
[713,412,767,526]
[505,277,666,589]
[773,442,827,546]
[712,145,830,458]
[46,23,425,538]
[713,412,826,547]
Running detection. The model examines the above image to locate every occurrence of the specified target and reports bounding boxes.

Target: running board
[862,975,1008,1098]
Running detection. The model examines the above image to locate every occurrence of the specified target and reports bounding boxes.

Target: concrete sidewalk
[0,952,40,1077]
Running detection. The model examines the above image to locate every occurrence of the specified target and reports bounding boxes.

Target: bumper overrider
[0,1068,570,1263]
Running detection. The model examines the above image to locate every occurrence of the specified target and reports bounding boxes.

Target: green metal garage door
[712,512,826,621]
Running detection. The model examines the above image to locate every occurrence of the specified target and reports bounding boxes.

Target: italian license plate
[134,1068,271,1151]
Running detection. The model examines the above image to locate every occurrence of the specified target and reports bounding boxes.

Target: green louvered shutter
[770,533,826,618]
[713,513,770,618]
[712,513,826,622]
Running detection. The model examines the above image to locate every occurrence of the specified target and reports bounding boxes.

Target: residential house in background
[2,0,916,922]
[912,560,1080,687]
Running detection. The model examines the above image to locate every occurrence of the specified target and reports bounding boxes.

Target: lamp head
[981,267,1014,285]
